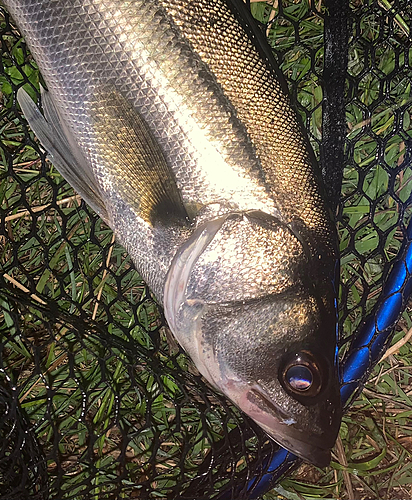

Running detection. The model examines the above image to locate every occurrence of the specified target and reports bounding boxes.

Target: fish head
[164,211,341,467]
[206,297,342,469]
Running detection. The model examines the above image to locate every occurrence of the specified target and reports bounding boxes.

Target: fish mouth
[262,422,332,468]
[243,388,337,468]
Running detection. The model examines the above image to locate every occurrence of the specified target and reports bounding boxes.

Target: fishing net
[1,1,411,499]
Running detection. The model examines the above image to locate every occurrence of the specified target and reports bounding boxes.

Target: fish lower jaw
[231,387,333,468]
[260,423,332,468]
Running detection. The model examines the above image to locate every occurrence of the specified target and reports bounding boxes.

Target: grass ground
[1,1,412,499]
[254,1,412,498]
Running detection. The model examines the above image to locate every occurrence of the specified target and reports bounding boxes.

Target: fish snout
[241,383,341,467]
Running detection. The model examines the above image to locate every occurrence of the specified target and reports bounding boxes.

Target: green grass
[1,1,412,499]
[253,1,412,499]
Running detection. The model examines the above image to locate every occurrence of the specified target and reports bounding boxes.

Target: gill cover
[164,211,341,467]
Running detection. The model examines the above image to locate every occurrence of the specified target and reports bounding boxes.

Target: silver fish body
[3,0,342,466]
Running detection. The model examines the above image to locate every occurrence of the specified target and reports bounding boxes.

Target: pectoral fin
[89,87,188,226]
[17,87,108,221]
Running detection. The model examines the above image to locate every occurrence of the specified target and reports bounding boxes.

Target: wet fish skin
[3,0,341,467]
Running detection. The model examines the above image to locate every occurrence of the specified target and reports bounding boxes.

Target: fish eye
[280,351,323,398]
[286,364,313,391]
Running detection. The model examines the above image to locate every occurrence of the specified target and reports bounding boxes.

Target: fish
[3,0,342,467]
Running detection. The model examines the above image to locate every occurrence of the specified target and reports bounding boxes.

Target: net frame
[1,1,412,498]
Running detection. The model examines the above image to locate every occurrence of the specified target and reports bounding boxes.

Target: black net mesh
[1,1,412,499]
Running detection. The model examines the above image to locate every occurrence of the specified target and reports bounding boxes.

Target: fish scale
[4,0,342,467]
[161,0,335,253]
[186,215,306,303]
